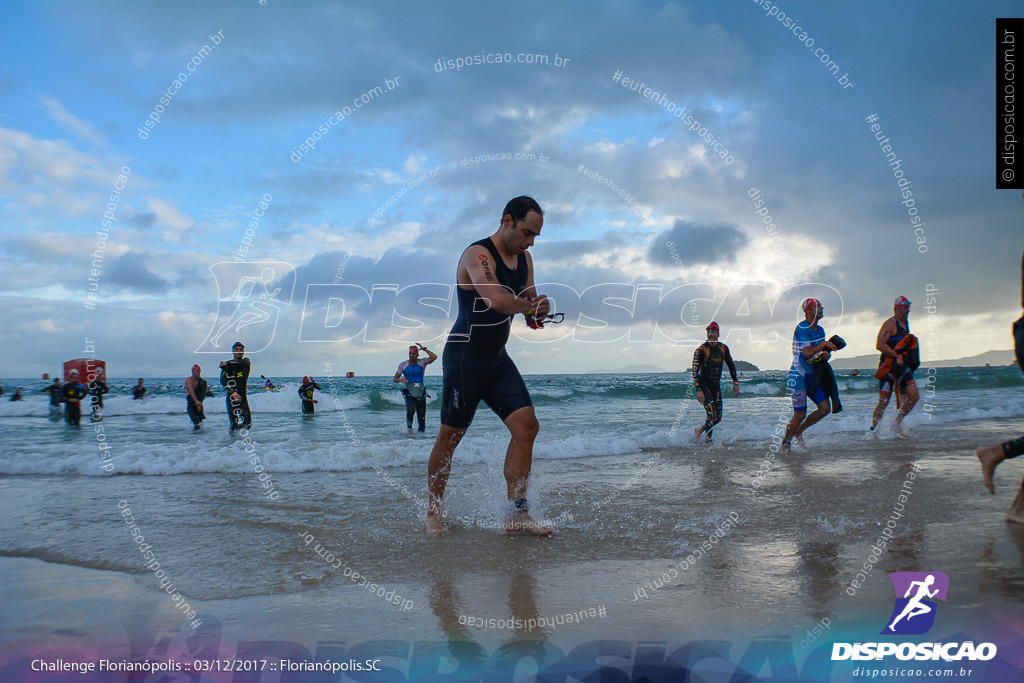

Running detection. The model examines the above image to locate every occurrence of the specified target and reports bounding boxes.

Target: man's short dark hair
[502,196,543,224]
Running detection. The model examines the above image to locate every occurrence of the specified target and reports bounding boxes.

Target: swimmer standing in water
[426,196,553,536]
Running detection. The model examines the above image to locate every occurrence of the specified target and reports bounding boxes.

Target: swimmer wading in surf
[425,195,553,536]
[220,341,252,432]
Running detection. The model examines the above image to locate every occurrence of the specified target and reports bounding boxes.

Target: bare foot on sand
[692,427,703,443]
[1007,489,1024,524]
[504,512,554,536]
[425,510,449,535]
[976,445,1004,495]
[894,424,910,438]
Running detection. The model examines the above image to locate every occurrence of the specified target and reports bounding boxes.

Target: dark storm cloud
[106,252,169,292]
[649,220,749,266]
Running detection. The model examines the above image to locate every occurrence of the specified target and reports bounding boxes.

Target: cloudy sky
[1,1,1021,378]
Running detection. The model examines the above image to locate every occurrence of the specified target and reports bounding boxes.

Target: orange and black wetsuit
[691,342,738,439]
[878,318,918,394]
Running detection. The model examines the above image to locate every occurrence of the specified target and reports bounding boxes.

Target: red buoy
[64,358,107,383]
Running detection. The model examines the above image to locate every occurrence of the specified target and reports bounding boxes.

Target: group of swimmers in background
[33,341,323,432]
[11,196,1024,530]
[682,294,917,448]
[185,341,324,432]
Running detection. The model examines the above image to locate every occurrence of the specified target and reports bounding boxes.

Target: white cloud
[41,96,107,148]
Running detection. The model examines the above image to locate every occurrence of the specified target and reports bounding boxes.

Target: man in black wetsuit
[977,250,1024,523]
[691,322,739,444]
[43,378,62,418]
[132,378,147,400]
[220,341,252,432]
[298,376,322,415]
[185,364,212,430]
[61,369,89,426]
[425,195,552,536]
[870,295,919,436]
[88,367,109,420]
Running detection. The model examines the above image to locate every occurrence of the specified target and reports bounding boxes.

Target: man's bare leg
[871,394,890,435]
[426,424,467,534]
[1008,483,1024,524]
[781,410,806,452]
[794,399,831,442]
[976,440,1024,523]
[502,407,552,535]
[893,384,919,437]
[976,444,1004,494]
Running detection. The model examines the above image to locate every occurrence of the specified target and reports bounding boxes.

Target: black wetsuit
[132,384,147,400]
[1003,251,1024,462]
[298,380,321,415]
[44,383,62,417]
[691,342,738,439]
[878,318,918,393]
[89,379,109,416]
[187,377,211,427]
[807,360,843,414]
[221,358,252,431]
[61,381,88,426]
[440,237,532,429]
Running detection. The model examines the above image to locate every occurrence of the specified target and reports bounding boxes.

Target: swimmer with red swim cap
[870,295,920,437]
[782,298,839,452]
[298,375,322,415]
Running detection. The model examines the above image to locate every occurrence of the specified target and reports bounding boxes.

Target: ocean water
[3,367,1022,477]
[1,367,1023,652]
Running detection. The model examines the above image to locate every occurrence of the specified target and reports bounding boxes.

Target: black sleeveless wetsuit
[187,377,209,426]
[440,237,532,428]
[221,358,252,431]
[88,380,109,411]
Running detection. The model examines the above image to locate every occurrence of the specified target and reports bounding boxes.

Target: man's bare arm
[419,344,438,365]
[461,246,545,315]
[876,319,900,358]
[802,340,836,359]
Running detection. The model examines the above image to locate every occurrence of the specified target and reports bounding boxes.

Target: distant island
[830,349,1015,370]
[587,360,760,374]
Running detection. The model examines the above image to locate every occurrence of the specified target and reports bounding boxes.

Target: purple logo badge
[881,571,949,635]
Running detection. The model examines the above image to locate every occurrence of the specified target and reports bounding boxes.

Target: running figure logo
[882,571,949,635]
[196,262,295,353]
